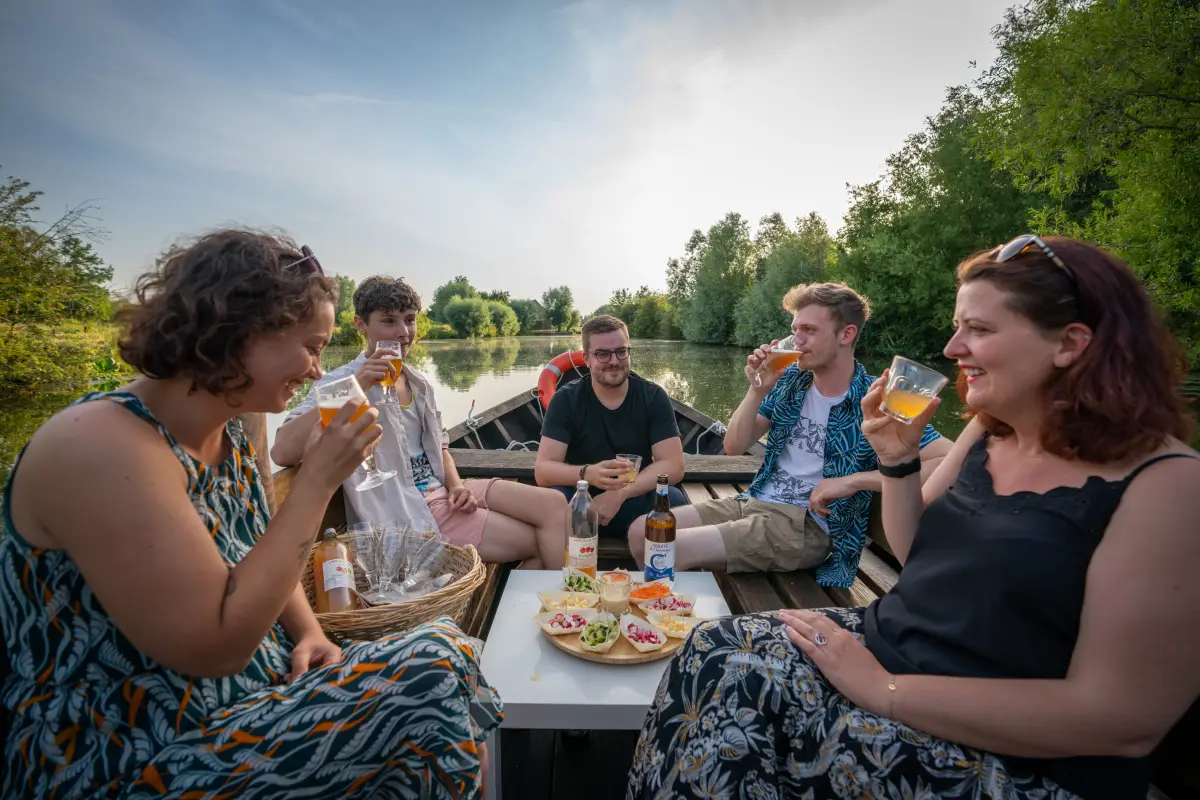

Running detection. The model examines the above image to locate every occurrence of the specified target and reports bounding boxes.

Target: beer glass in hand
[315,375,397,491]
[375,340,404,405]
[753,335,805,387]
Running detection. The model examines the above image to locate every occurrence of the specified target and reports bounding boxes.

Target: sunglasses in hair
[989,234,1075,285]
[283,245,324,277]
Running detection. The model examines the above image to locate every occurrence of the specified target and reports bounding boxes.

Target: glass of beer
[315,375,397,491]
[880,356,949,424]
[753,335,805,387]
[616,454,642,484]
[375,340,404,404]
[598,571,632,614]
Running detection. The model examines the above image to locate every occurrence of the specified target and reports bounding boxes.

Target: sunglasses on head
[283,245,324,277]
[989,234,1075,285]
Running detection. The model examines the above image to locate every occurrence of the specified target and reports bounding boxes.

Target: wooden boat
[268,371,1198,800]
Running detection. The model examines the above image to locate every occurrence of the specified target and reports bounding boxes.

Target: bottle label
[322,558,356,592]
[644,540,675,582]
[656,483,669,496]
[568,536,598,570]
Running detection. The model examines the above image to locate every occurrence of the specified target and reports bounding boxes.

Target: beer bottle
[568,480,599,577]
[643,474,676,582]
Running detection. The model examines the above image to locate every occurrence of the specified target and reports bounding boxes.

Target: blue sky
[1,0,1016,313]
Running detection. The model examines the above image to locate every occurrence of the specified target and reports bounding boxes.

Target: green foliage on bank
[655,0,1199,365]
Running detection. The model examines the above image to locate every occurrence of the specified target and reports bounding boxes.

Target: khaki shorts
[694,496,832,573]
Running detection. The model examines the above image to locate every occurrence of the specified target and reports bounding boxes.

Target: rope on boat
[505,440,541,451]
[464,400,486,450]
[529,388,543,423]
[693,420,728,454]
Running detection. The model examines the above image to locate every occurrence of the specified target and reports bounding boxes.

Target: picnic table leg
[484,728,502,800]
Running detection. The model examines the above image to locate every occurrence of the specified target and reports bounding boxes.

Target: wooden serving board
[540,605,687,665]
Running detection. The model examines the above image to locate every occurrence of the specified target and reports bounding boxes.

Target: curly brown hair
[118,228,336,397]
[353,275,422,321]
[955,236,1194,462]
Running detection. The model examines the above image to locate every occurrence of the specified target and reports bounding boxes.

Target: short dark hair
[581,314,628,353]
[782,282,871,345]
[353,275,422,321]
[118,229,335,397]
[956,236,1194,461]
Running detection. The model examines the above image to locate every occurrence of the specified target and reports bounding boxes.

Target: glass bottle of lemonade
[312,528,358,613]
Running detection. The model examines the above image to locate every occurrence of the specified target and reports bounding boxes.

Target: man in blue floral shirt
[631,282,952,588]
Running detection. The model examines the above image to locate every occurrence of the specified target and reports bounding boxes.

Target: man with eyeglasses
[534,314,687,540]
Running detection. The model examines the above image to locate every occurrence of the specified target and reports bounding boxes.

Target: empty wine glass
[314,374,397,492]
[753,334,806,387]
[375,340,404,405]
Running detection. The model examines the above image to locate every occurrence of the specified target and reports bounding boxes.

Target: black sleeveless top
[864,435,1195,800]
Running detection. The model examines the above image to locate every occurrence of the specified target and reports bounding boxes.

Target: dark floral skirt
[626,608,1079,800]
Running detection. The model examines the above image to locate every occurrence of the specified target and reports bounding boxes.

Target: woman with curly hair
[627,236,1199,800]
[0,229,500,798]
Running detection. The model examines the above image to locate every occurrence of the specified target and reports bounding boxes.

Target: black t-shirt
[540,373,680,476]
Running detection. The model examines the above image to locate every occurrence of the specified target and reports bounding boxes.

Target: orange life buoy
[538,350,589,410]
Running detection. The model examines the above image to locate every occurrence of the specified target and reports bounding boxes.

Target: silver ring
[814,632,828,646]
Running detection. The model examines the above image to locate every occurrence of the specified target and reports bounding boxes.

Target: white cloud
[2,0,1017,313]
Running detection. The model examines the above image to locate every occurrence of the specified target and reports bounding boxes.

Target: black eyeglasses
[283,245,324,277]
[990,234,1075,284]
[591,347,631,362]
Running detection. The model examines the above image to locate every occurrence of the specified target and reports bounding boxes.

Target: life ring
[538,350,589,410]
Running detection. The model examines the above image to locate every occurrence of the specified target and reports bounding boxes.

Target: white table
[479,570,731,799]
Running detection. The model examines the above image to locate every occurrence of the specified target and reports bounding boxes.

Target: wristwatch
[878,456,921,479]
[579,464,589,481]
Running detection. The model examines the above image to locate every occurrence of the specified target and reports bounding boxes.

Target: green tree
[443,296,495,338]
[430,276,477,322]
[0,173,119,391]
[481,289,511,305]
[331,274,356,318]
[509,298,546,334]
[542,285,577,332]
[977,0,1200,361]
[665,229,706,335]
[833,88,1042,359]
[682,212,756,344]
[485,300,521,337]
[734,213,832,346]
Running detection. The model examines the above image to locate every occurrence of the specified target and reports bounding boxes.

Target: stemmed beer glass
[314,375,397,491]
[375,340,404,405]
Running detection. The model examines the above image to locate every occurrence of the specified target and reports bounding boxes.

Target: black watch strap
[878,456,921,479]
[579,464,589,481]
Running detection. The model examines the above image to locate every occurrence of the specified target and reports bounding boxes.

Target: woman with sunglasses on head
[0,229,500,799]
[627,236,1199,800]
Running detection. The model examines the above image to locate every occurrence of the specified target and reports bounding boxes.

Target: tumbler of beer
[616,454,642,484]
[753,335,805,387]
[880,356,949,424]
[314,374,397,491]
[375,340,404,405]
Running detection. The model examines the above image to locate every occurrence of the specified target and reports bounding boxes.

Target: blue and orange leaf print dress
[0,392,502,798]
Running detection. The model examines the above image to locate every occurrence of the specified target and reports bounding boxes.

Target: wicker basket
[301,530,485,643]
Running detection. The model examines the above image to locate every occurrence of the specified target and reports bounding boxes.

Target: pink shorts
[425,478,499,548]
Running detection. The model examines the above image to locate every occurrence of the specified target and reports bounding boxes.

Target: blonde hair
[782,282,871,345]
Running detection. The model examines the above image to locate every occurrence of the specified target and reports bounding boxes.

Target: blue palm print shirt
[745,361,943,588]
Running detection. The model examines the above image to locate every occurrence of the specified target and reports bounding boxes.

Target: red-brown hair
[955,236,1193,462]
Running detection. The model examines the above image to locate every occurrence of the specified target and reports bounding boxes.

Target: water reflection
[1,337,972,485]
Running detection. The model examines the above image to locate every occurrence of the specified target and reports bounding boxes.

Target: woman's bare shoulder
[11,398,185,547]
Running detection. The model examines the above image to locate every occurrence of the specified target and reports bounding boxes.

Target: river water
[1,337,971,485]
